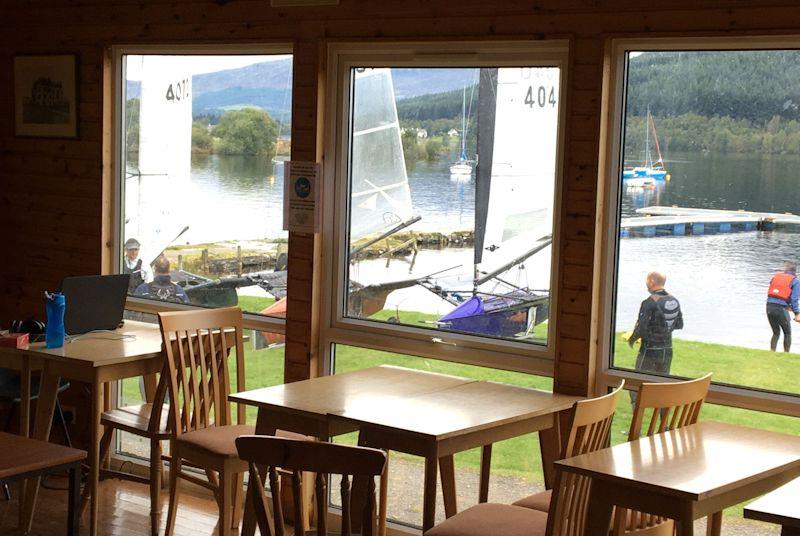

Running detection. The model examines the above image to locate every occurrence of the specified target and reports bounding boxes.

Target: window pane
[344,67,559,347]
[612,50,800,395]
[331,344,551,528]
[121,54,291,318]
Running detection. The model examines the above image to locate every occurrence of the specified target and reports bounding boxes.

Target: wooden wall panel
[3,0,800,393]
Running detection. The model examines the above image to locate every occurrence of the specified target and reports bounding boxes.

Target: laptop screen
[61,274,130,335]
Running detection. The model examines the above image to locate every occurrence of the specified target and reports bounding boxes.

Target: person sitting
[133,255,189,304]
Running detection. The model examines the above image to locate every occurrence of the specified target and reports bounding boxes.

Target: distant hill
[127,61,477,120]
[627,50,800,123]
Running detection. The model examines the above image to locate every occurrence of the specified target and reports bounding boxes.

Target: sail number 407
[524,86,556,108]
[165,79,190,102]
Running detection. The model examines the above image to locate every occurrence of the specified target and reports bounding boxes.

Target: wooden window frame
[108,44,292,333]
[594,36,800,417]
[319,40,570,377]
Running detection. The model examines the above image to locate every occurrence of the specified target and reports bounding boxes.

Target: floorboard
[0,475,223,536]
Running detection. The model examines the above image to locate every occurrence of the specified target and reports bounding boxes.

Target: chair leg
[2,483,10,501]
[3,402,16,433]
[231,471,244,529]
[165,447,182,536]
[219,467,233,536]
[150,439,162,536]
[54,399,73,448]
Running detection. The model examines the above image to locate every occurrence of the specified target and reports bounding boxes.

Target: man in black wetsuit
[628,271,683,380]
[133,255,189,304]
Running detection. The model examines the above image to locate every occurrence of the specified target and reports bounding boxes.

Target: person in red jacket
[766,260,800,352]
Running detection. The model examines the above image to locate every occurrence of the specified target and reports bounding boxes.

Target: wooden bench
[0,432,86,536]
[744,478,800,536]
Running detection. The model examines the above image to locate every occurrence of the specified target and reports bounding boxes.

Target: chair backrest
[546,382,624,536]
[236,435,387,536]
[158,307,246,436]
[615,374,712,535]
[629,373,712,439]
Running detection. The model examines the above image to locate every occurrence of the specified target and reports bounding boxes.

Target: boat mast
[460,86,467,161]
[643,104,652,167]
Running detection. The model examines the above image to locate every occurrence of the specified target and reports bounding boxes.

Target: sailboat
[435,67,557,340]
[125,55,193,271]
[449,86,474,177]
[622,106,668,181]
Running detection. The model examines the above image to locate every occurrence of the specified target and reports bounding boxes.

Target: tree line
[126,99,280,157]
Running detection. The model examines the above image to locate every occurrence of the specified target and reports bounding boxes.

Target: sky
[124,54,290,81]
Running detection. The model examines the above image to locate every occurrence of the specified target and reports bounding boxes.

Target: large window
[323,42,567,372]
[602,41,800,406]
[116,48,292,324]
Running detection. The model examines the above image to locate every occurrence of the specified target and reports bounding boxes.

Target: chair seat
[177,424,255,459]
[512,488,551,512]
[101,404,171,438]
[424,503,548,536]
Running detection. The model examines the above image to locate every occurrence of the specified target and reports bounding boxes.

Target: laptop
[61,274,130,335]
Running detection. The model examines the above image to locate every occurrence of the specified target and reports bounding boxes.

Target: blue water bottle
[45,292,66,348]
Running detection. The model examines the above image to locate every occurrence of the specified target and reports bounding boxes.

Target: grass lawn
[122,300,800,519]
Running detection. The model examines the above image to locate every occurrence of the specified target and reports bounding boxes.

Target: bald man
[628,271,683,378]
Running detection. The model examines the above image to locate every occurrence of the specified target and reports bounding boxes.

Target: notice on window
[283,161,321,233]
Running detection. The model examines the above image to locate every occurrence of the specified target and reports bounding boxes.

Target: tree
[213,108,278,156]
[125,98,140,153]
[192,120,213,153]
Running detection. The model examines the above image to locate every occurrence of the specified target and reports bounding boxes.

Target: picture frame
[14,54,77,138]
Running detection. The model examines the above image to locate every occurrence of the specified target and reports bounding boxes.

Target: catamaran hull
[438,294,549,339]
[622,168,667,180]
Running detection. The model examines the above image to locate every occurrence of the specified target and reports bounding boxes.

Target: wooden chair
[612,373,712,536]
[236,435,387,536]
[424,382,624,536]
[160,307,253,536]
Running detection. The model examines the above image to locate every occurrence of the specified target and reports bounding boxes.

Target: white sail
[125,55,192,268]
[349,68,413,243]
[478,67,559,279]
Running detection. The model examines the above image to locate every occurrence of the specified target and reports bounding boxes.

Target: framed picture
[14,54,77,138]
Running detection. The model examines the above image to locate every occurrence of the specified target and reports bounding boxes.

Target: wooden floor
[0,476,223,536]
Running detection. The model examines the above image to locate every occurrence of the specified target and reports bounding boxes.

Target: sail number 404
[524,86,556,108]
[165,79,190,102]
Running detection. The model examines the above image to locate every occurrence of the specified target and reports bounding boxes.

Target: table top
[14,320,164,368]
[556,421,800,502]
[230,366,474,416]
[0,432,86,480]
[744,478,800,529]
[231,365,580,439]
[333,377,580,439]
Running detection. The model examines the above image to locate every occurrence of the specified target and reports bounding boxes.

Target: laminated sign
[283,161,321,233]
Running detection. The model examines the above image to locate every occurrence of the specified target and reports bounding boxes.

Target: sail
[476,67,559,280]
[349,68,413,244]
[474,68,498,266]
[125,55,192,267]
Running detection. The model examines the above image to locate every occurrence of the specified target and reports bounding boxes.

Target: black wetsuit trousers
[629,345,673,407]
[767,303,792,352]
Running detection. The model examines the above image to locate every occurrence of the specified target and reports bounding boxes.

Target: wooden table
[556,421,800,536]
[744,478,800,535]
[0,432,87,536]
[231,365,580,533]
[0,320,164,536]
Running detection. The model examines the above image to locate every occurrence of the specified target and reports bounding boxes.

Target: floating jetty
[621,206,800,238]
